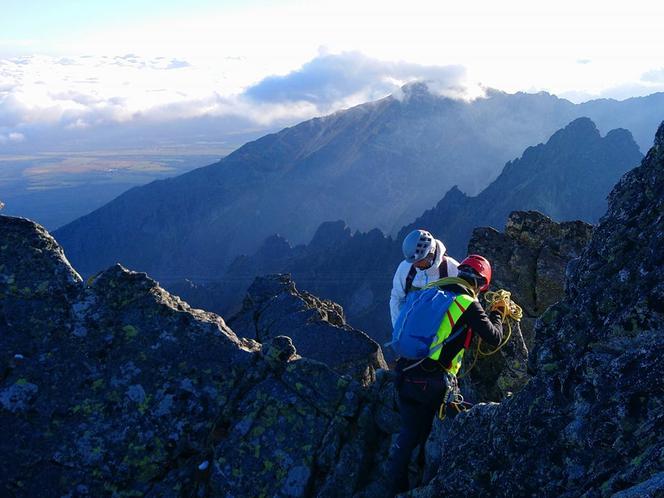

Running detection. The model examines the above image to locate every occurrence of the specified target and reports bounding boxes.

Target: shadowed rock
[463,210,593,401]
[411,122,664,497]
[228,274,387,385]
[0,216,399,497]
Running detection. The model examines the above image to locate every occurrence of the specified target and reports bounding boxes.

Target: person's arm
[463,301,503,347]
[389,264,407,327]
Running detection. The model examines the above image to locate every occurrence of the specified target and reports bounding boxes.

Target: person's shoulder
[394,260,412,275]
[446,255,461,267]
[446,256,460,276]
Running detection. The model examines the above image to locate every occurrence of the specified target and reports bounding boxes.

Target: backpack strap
[405,256,448,294]
[463,327,473,349]
[423,277,478,300]
[439,256,448,279]
[404,265,417,294]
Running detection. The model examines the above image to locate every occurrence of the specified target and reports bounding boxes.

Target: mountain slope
[54,85,661,279]
[401,117,643,257]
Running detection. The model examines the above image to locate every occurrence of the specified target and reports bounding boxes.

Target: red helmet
[458,254,492,292]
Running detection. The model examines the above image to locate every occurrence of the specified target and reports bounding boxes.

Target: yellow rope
[457,289,522,379]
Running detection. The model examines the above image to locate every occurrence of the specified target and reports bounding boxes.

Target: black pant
[387,373,451,495]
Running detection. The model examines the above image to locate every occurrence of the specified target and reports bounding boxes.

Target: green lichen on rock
[464,210,592,401]
[410,121,664,497]
[0,215,400,497]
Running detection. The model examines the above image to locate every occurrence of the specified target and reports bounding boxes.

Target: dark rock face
[402,117,643,259]
[53,88,661,280]
[0,216,400,497]
[461,211,593,402]
[411,122,664,497]
[470,211,593,347]
[228,274,387,385]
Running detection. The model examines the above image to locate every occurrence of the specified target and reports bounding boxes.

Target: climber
[386,254,505,496]
[390,229,460,327]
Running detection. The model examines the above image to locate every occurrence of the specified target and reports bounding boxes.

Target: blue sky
[1,0,269,52]
[1,0,664,151]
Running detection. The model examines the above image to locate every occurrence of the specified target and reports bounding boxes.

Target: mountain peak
[540,117,601,150]
[440,185,468,203]
[396,81,441,104]
[559,116,599,137]
[400,80,431,96]
[309,220,352,250]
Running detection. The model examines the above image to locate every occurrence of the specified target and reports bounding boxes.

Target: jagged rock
[308,220,353,251]
[0,216,400,497]
[228,274,387,385]
[410,122,664,497]
[464,211,593,401]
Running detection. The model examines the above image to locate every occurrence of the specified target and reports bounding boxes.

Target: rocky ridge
[412,122,664,497]
[228,274,387,385]
[0,209,591,497]
[0,216,399,497]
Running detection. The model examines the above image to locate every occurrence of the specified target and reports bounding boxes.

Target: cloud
[49,90,106,106]
[0,51,480,152]
[0,131,25,143]
[642,67,664,83]
[165,59,191,70]
[0,52,474,134]
[243,51,469,109]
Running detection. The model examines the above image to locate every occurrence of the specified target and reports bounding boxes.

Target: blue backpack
[387,277,476,360]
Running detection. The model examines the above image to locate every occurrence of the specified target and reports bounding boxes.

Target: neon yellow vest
[427,293,475,375]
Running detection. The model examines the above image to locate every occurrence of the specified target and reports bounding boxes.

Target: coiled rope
[457,289,522,379]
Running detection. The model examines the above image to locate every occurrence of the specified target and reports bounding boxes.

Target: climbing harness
[436,373,473,421]
[438,391,473,421]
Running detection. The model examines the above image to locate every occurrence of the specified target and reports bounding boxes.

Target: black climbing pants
[387,373,452,495]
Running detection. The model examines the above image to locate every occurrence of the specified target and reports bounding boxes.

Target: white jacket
[389,239,460,326]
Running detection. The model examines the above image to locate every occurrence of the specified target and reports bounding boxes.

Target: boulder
[228,274,387,385]
[464,210,593,401]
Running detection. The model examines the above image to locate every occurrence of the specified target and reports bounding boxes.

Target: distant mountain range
[54,84,663,279]
[169,117,643,346]
[400,117,643,257]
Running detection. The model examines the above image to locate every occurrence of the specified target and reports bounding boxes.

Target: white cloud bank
[1,50,664,152]
[0,51,479,150]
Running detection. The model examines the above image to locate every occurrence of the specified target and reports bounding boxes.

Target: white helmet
[402,229,435,263]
